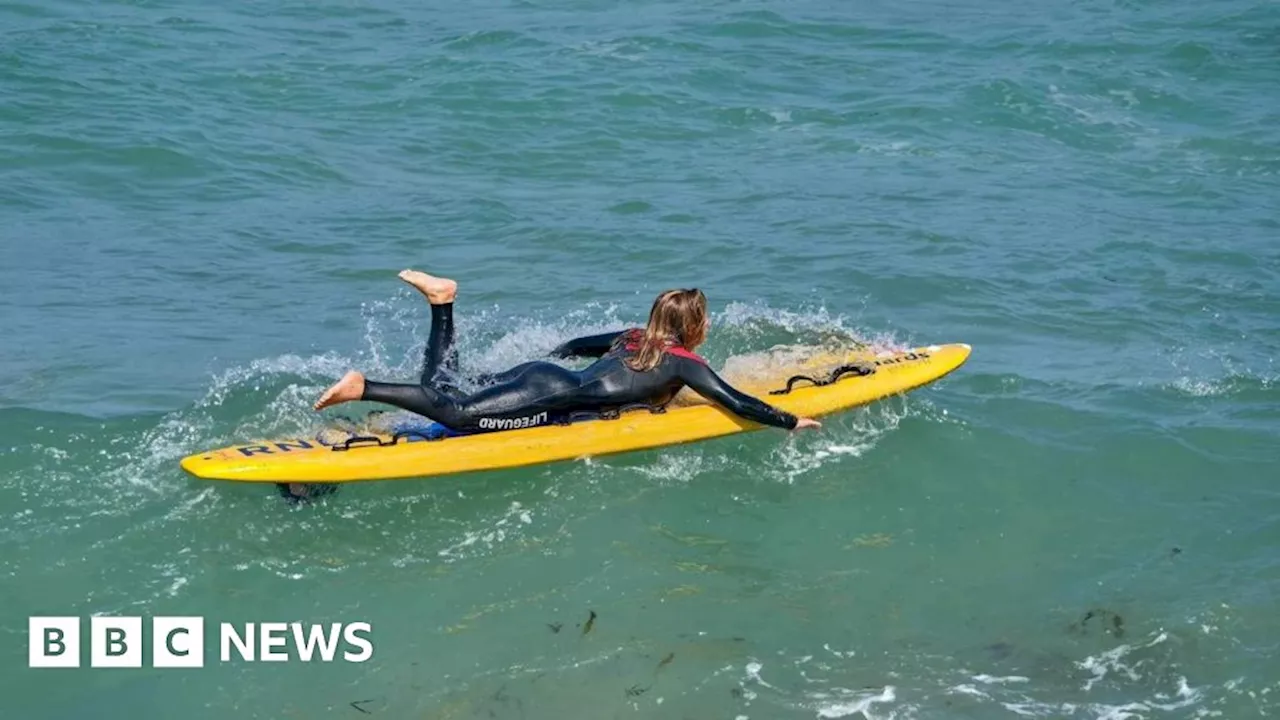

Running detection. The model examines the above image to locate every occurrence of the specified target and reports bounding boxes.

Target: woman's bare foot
[314,371,365,410]
[398,269,457,304]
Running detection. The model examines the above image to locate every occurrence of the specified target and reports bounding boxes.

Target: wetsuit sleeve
[675,358,799,430]
[548,331,626,359]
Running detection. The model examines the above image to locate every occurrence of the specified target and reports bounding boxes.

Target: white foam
[973,674,1030,684]
[629,452,712,484]
[810,686,897,719]
[436,501,533,562]
[745,661,773,687]
[768,400,908,484]
[950,684,990,699]
[823,643,857,659]
[1078,631,1168,691]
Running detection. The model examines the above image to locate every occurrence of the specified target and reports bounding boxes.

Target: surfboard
[179,343,970,483]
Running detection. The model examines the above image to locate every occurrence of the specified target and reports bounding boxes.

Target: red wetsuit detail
[619,328,708,365]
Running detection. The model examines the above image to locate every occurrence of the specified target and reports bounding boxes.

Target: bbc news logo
[29,617,373,668]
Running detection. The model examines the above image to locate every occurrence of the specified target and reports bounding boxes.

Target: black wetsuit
[359,303,798,433]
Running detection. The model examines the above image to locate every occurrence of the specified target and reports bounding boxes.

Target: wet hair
[623,288,708,371]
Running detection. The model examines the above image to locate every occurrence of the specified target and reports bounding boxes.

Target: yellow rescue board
[180,343,970,483]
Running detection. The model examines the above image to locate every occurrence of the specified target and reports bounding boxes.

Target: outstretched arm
[548,331,627,359]
[675,357,799,430]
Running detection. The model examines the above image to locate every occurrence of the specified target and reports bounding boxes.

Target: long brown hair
[623,288,708,371]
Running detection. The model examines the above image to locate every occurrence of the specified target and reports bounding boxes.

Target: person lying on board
[313,270,822,434]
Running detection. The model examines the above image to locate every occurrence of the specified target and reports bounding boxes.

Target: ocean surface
[2,0,1278,717]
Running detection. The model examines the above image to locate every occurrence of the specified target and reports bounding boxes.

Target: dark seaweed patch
[1070,608,1126,639]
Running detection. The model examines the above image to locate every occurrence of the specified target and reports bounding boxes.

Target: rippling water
[2,0,1277,717]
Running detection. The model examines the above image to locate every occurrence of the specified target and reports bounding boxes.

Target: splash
[436,501,536,563]
[627,452,719,484]
[1078,632,1170,692]
[730,623,1255,720]
[767,397,911,484]
[714,300,899,355]
[810,686,899,719]
[197,352,353,410]
[1159,344,1276,399]
[739,660,904,719]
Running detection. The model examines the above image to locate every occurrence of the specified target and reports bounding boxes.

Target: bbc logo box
[30,616,373,667]
[30,616,205,668]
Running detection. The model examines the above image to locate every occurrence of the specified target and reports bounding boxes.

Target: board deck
[180,343,971,483]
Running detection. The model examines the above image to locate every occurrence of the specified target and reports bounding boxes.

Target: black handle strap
[769,362,876,395]
[330,429,447,452]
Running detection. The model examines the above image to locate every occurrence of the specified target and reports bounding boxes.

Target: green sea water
[2,0,1278,717]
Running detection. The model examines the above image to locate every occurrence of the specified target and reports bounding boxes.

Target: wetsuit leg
[418,305,541,390]
[362,362,582,433]
[420,303,459,387]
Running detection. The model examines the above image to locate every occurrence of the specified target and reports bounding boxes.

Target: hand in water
[793,417,822,430]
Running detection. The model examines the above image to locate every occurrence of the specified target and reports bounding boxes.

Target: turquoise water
[3,0,1279,716]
